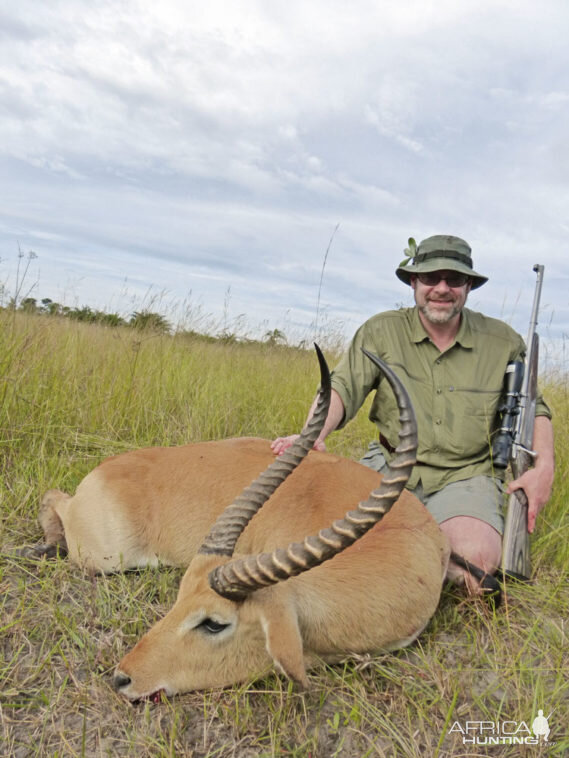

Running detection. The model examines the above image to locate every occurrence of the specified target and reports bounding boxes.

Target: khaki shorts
[359,442,505,535]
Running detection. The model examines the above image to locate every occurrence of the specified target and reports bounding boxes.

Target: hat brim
[396,256,488,290]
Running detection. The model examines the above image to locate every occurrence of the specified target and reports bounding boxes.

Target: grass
[1,311,568,757]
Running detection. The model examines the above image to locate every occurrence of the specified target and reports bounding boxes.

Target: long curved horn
[198,344,331,557]
[209,349,417,600]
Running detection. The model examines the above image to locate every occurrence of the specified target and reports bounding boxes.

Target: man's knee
[440,516,502,586]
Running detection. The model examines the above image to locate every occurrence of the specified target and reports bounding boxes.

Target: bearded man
[272,235,554,594]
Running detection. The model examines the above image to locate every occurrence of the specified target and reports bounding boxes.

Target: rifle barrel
[514,265,544,451]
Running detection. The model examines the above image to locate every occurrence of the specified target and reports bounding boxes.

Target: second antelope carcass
[109,347,449,700]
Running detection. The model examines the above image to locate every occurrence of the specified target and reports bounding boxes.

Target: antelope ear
[260,598,309,689]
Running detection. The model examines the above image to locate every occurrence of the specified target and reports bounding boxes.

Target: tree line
[15,297,173,334]
[12,297,290,346]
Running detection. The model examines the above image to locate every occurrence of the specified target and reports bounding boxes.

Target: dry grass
[1,312,568,757]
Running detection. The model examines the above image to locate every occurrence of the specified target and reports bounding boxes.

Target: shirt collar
[455,308,474,348]
[410,307,429,343]
[411,306,474,348]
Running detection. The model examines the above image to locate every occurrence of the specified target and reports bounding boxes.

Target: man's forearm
[306,388,345,447]
[532,415,555,485]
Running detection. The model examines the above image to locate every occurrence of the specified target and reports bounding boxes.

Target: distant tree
[69,306,98,323]
[129,310,171,333]
[98,312,126,327]
[263,328,287,346]
[41,298,62,316]
[20,297,38,313]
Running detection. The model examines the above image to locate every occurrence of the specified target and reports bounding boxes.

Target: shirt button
[436,388,442,394]
[435,419,442,425]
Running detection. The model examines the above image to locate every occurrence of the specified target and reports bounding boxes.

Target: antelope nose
[113,671,132,691]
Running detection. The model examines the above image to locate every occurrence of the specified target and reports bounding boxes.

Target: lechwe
[24,347,448,697]
[107,347,449,700]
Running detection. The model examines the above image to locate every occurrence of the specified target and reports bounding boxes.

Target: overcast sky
[1,0,568,361]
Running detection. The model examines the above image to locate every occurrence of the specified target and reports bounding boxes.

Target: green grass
[1,311,568,757]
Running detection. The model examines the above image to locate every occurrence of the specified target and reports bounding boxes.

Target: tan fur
[115,496,449,698]
[40,437,429,571]
[36,437,449,696]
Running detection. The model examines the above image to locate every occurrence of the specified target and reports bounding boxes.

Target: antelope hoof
[16,542,68,560]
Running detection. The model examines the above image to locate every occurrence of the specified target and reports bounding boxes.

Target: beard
[418,298,462,325]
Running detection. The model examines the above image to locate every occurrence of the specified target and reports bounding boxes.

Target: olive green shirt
[331,307,551,494]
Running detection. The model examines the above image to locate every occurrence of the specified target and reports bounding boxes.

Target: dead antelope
[25,347,448,697]
[108,347,449,700]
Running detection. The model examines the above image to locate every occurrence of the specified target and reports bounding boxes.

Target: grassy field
[1,311,567,757]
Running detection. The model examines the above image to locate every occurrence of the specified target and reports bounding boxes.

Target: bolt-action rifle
[493,264,545,581]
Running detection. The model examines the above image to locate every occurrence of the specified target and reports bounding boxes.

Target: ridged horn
[198,344,331,557]
[209,349,417,600]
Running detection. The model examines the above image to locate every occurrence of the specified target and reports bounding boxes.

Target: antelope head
[113,346,419,700]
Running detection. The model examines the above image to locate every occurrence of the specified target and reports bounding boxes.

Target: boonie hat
[396,235,488,290]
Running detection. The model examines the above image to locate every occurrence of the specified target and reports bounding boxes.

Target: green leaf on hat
[399,237,416,267]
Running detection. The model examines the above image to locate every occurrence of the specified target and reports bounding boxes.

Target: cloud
[1,0,568,354]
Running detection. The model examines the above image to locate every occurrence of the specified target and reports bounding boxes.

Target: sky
[1,0,568,363]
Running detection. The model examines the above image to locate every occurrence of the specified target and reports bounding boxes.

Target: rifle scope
[492,361,524,469]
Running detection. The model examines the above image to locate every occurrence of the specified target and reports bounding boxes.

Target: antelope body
[39,440,442,574]
[32,348,450,699]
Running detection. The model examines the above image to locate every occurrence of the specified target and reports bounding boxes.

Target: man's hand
[271,389,344,457]
[270,435,327,456]
[507,466,553,533]
[507,416,555,534]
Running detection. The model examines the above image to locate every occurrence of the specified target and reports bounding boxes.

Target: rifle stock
[501,491,531,581]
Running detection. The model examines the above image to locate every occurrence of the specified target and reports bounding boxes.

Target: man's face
[411,270,472,325]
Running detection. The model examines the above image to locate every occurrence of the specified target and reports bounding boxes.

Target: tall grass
[1,311,568,757]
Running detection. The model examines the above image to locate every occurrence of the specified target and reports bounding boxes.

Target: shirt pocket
[445,388,501,461]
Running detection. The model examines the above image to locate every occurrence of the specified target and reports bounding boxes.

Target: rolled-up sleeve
[330,322,382,428]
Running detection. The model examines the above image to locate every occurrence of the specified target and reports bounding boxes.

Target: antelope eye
[198,618,230,634]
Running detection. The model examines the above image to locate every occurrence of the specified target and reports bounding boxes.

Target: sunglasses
[417,272,471,288]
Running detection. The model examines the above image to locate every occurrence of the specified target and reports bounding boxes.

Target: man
[272,235,555,594]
